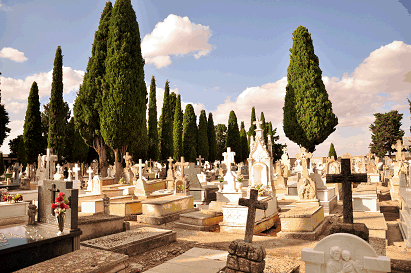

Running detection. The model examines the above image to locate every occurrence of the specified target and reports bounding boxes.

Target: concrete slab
[144,248,227,273]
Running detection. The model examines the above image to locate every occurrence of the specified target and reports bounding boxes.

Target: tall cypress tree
[169,92,177,125]
[173,94,183,161]
[260,112,268,145]
[283,26,338,153]
[17,138,27,171]
[159,80,173,162]
[207,112,217,163]
[0,153,4,176]
[183,104,197,162]
[0,72,10,147]
[226,110,241,163]
[197,110,209,161]
[74,1,112,177]
[23,81,43,165]
[248,107,256,150]
[215,124,227,161]
[48,46,66,161]
[240,121,248,162]
[101,0,147,181]
[328,143,337,159]
[147,75,159,161]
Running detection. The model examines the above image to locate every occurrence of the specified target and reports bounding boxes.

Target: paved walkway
[144,248,227,273]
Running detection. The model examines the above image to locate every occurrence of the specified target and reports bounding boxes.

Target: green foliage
[147,75,159,161]
[260,112,268,145]
[73,1,112,171]
[269,123,287,163]
[183,104,197,162]
[328,143,337,159]
[101,0,148,160]
[47,46,67,160]
[239,121,248,162]
[226,111,241,163]
[169,92,177,124]
[0,153,4,176]
[173,95,183,161]
[23,81,43,164]
[283,26,338,153]
[17,136,27,171]
[65,117,89,163]
[369,110,405,158]
[159,80,173,162]
[197,110,209,161]
[8,135,22,158]
[248,107,256,150]
[0,72,10,147]
[207,112,217,163]
[215,124,227,161]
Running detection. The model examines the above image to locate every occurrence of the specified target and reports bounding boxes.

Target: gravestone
[86,167,93,191]
[225,189,267,273]
[175,157,190,195]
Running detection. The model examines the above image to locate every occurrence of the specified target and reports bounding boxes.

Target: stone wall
[225,240,265,273]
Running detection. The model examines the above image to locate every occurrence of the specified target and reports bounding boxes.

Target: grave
[175,201,225,231]
[301,233,391,273]
[0,200,30,226]
[81,195,141,216]
[186,162,219,204]
[81,226,177,257]
[78,214,127,242]
[398,175,411,247]
[352,183,379,212]
[0,179,82,272]
[137,194,197,225]
[134,159,167,197]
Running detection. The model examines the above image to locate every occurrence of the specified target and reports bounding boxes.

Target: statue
[102,194,110,215]
[28,203,37,225]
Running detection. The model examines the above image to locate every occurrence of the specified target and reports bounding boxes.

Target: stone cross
[86,167,94,188]
[326,158,367,224]
[223,147,236,169]
[124,152,133,169]
[238,189,268,243]
[295,147,312,178]
[253,118,263,130]
[167,157,174,169]
[392,139,405,162]
[56,164,62,175]
[147,159,154,170]
[45,148,58,180]
[49,183,60,216]
[135,159,146,181]
[282,146,287,155]
[366,150,373,163]
[175,156,189,178]
[196,155,204,167]
[73,164,80,181]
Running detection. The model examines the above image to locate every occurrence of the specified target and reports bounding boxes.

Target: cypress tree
[240,121,248,162]
[183,104,197,162]
[74,1,112,177]
[197,110,209,161]
[173,94,183,161]
[226,110,241,163]
[17,137,27,171]
[328,143,337,159]
[47,46,67,161]
[283,26,338,153]
[147,75,159,161]
[207,112,217,163]
[23,81,43,165]
[101,0,147,182]
[0,72,10,147]
[248,107,256,150]
[159,80,173,162]
[215,124,227,161]
[260,112,268,145]
[72,120,89,163]
[169,92,177,124]
[0,153,4,176]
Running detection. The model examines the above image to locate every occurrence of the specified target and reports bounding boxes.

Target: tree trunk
[93,137,108,178]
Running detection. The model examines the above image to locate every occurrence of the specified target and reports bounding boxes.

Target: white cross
[223,147,236,167]
[67,168,72,180]
[45,148,58,180]
[135,159,146,180]
[73,164,80,181]
[253,118,263,130]
[87,167,94,182]
[56,164,62,174]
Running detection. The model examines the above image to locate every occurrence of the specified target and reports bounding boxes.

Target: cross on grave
[135,159,146,180]
[86,167,94,190]
[49,183,60,216]
[124,152,133,169]
[223,147,236,169]
[147,159,154,169]
[238,189,268,243]
[56,164,62,174]
[45,148,58,180]
[282,146,287,155]
[175,157,189,178]
[67,168,72,180]
[295,147,313,178]
[196,155,204,167]
[326,158,367,224]
[253,118,263,130]
[73,164,80,181]
[392,139,406,162]
[167,157,174,168]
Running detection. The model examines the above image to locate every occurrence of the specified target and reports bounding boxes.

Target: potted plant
[0,188,8,202]
[51,192,70,235]
[13,193,23,202]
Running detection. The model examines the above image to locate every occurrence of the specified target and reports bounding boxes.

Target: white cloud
[0,120,24,155]
[0,47,28,62]
[210,41,411,159]
[1,66,84,103]
[142,14,213,68]
[6,102,27,115]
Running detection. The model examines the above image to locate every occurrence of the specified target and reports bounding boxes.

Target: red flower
[59,202,66,209]
[56,196,63,203]
[64,204,69,209]
[67,202,70,207]
[58,192,65,197]
[52,203,58,209]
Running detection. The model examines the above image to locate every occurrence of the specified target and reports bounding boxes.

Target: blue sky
[1,0,411,160]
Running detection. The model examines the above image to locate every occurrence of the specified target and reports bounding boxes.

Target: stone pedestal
[225,240,266,273]
[316,187,338,214]
[368,173,380,183]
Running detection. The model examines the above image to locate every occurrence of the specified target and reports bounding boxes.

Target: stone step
[179,211,223,226]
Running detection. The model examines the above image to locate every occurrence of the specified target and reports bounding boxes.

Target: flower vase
[56,213,65,235]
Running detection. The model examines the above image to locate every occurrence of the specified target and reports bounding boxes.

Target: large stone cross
[49,183,60,216]
[295,147,312,178]
[223,147,236,169]
[392,139,405,162]
[253,118,263,130]
[196,155,204,167]
[326,158,368,224]
[175,157,189,178]
[45,148,58,180]
[73,164,80,181]
[238,189,268,243]
[135,159,146,181]
[167,157,174,169]
[86,167,94,183]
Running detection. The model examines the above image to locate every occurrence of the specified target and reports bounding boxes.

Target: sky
[1,0,411,160]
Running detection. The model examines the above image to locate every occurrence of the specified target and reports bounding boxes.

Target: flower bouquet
[4,194,13,202]
[176,184,184,192]
[13,193,23,202]
[218,175,224,183]
[0,188,8,202]
[251,183,267,197]
[51,192,70,215]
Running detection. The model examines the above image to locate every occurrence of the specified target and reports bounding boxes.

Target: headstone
[326,158,367,224]
[392,139,406,162]
[91,175,102,195]
[72,164,81,189]
[102,194,110,215]
[45,148,58,180]
[175,157,190,195]
[86,167,94,191]
[295,147,317,201]
[196,155,204,167]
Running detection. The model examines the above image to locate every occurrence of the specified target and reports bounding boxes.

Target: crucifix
[253,118,263,130]
[238,189,268,243]
[135,159,146,182]
[45,148,58,180]
[73,164,80,181]
[326,158,367,224]
[223,147,236,170]
[196,155,204,167]
[392,139,405,162]
[49,183,60,216]
[147,159,154,171]
[123,152,133,169]
[175,157,190,193]
[167,157,174,179]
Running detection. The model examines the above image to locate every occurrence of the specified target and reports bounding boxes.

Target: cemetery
[1,2,411,272]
